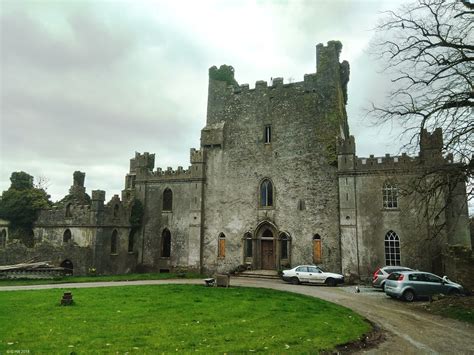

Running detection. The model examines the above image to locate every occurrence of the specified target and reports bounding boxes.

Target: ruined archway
[60,259,73,275]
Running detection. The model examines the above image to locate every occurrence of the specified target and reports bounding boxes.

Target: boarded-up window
[218,233,226,258]
[63,229,72,243]
[111,230,118,254]
[161,229,171,257]
[163,188,173,211]
[313,234,322,264]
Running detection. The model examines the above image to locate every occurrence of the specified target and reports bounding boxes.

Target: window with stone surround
[128,230,135,253]
[383,182,398,209]
[63,229,72,244]
[280,233,290,259]
[111,230,118,254]
[163,188,173,211]
[65,203,72,218]
[313,234,322,264]
[260,179,273,207]
[161,228,171,257]
[218,233,226,258]
[244,233,252,258]
[113,204,119,217]
[385,230,401,266]
[264,125,272,143]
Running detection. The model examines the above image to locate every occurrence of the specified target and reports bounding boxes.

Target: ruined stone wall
[202,42,349,274]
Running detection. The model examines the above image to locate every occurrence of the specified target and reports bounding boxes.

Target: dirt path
[1,277,473,354]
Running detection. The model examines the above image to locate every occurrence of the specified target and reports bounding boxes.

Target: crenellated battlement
[130,152,155,173]
[190,148,204,163]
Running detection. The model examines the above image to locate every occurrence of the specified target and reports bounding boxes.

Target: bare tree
[370,0,473,204]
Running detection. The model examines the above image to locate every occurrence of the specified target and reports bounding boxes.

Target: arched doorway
[60,259,73,275]
[261,229,274,270]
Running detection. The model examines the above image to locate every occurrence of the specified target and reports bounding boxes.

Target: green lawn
[0,285,371,353]
[0,272,202,286]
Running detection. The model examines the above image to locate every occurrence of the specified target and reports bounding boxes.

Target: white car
[282,265,344,286]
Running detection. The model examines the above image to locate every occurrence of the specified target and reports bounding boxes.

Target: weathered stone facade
[2,41,470,279]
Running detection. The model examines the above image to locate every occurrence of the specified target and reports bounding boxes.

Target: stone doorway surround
[248,221,282,271]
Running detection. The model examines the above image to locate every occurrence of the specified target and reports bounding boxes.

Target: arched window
[313,234,322,264]
[0,230,6,248]
[128,230,135,253]
[260,179,273,207]
[161,229,171,257]
[111,230,118,254]
[244,233,252,258]
[113,204,119,217]
[65,203,72,217]
[163,188,173,211]
[383,182,398,209]
[218,233,226,258]
[280,233,289,259]
[63,229,72,243]
[385,230,401,266]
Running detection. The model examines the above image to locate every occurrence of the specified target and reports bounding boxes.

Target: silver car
[384,271,464,302]
[372,266,412,291]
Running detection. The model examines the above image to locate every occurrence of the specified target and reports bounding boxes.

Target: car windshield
[387,272,401,280]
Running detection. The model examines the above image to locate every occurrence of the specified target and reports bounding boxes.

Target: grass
[0,284,371,353]
[423,295,474,324]
[0,272,203,286]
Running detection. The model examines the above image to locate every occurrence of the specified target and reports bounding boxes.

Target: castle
[1,42,471,279]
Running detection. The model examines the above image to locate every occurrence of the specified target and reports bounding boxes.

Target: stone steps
[235,270,281,280]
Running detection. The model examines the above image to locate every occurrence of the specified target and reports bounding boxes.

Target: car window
[307,267,319,273]
[387,273,401,280]
[296,267,308,272]
[409,273,424,281]
[424,274,442,283]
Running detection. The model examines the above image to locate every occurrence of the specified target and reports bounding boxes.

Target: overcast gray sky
[1,0,413,203]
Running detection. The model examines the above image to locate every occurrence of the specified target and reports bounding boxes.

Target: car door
[423,273,445,296]
[295,266,310,283]
[306,266,322,284]
[408,273,427,296]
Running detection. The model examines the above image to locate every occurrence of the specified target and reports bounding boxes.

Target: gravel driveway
[1,277,473,354]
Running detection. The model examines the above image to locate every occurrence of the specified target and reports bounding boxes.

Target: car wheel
[448,288,460,296]
[325,278,336,287]
[291,277,300,285]
[403,290,415,302]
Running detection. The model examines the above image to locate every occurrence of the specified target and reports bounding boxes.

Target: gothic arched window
[111,230,118,254]
[260,179,273,207]
[63,229,72,243]
[280,233,290,259]
[163,188,173,211]
[161,229,171,257]
[383,182,398,209]
[385,230,401,266]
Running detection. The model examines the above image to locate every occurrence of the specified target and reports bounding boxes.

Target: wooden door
[261,240,274,270]
[313,239,322,264]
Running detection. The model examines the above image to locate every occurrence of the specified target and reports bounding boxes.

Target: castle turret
[206,65,239,125]
[420,128,443,164]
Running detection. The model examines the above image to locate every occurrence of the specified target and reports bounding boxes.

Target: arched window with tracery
[244,233,252,258]
[163,188,173,211]
[313,234,322,264]
[280,233,290,259]
[385,230,401,266]
[161,229,171,257]
[218,233,226,258]
[63,229,72,243]
[111,230,118,254]
[383,182,398,209]
[260,179,273,207]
